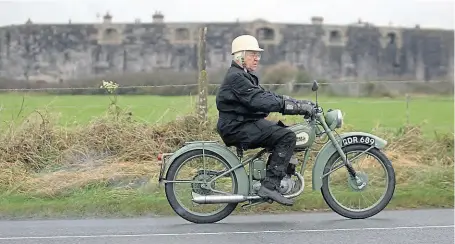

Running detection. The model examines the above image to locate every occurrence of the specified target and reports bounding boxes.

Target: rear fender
[159,141,249,196]
[311,132,387,190]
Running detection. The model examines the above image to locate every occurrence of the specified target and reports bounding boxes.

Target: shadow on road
[166,216,395,231]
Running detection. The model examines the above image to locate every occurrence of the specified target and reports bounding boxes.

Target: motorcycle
[158,80,396,224]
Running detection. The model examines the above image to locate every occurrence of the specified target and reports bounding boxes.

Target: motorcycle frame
[199,110,350,195]
[158,108,358,198]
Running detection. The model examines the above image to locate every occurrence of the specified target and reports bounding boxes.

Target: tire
[320,144,396,219]
[165,149,239,224]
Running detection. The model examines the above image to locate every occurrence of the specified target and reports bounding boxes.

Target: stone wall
[0,14,453,83]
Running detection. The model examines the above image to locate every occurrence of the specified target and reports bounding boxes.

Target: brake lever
[306,105,321,120]
[303,105,321,120]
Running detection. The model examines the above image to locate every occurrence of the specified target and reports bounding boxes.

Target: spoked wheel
[321,144,396,219]
[164,149,238,224]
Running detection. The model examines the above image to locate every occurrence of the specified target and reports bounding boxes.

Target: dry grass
[0,108,220,196]
[0,107,453,199]
[382,125,453,167]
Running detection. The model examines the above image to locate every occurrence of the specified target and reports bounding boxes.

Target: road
[0,209,453,244]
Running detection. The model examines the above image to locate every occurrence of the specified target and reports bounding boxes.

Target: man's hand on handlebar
[281,96,316,116]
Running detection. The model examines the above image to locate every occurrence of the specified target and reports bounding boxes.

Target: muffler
[192,194,253,204]
[191,172,305,204]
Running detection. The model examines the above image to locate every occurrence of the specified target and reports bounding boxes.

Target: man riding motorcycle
[215,35,315,206]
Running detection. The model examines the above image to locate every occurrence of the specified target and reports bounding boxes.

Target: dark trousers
[217,118,297,190]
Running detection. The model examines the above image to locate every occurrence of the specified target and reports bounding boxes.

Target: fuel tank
[288,121,316,149]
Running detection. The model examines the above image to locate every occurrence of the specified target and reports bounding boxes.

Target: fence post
[197,26,208,122]
[405,94,410,124]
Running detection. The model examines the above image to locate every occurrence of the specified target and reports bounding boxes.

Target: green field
[1,93,453,136]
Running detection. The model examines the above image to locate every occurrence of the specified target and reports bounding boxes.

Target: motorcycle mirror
[312,80,319,92]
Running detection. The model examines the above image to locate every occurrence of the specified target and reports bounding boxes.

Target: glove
[281,96,315,116]
[299,99,316,107]
[281,95,315,106]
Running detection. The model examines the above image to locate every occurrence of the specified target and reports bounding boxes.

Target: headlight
[336,109,343,128]
[325,109,343,130]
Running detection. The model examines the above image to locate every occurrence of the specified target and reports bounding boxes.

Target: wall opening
[387,32,396,45]
[256,27,275,40]
[175,28,190,41]
[329,30,342,43]
[123,49,127,71]
[103,28,119,40]
[177,48,185,55]
[94,46,102,62]
[64,52,70,62]
[5,32,10,46]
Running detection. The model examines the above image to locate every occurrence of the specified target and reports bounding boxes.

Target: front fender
[160,141,249,196]
[311,132,387,190]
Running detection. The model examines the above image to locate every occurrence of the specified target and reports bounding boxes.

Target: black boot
[258,185,294,206]
[258,177,294,206]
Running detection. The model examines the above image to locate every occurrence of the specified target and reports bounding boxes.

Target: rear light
[157,153,163,161]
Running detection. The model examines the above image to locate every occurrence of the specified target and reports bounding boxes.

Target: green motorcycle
[158,80,396,224]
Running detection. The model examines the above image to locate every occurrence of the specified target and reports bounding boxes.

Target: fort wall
[0,13,453,83]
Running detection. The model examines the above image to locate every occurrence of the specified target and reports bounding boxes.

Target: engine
[252,155,302,195]
[279,175,295,195]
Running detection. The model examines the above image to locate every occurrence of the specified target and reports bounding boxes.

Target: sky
[0,0,454,29]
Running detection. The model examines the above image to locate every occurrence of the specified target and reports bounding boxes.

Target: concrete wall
[0,15,453,83]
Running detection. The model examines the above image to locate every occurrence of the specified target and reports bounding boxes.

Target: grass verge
[1,182,453,220]
[0,106,453,219]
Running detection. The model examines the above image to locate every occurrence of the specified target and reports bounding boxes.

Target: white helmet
[231,35,264,54]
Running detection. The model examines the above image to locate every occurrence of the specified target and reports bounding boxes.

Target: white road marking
[0,225,453,240]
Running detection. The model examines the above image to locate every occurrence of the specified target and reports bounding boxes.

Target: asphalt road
[0,209,453,244]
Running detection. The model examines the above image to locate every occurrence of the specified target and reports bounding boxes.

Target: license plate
[342,135,375,146]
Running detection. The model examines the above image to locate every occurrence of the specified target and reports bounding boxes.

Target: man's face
[243,51,261,71]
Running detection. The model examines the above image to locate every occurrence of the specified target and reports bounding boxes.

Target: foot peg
[241,199,273,209]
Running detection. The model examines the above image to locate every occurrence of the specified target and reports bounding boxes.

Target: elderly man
[215,35,315,206]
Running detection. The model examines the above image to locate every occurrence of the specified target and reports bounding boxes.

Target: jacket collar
[230,61,259,85]
[230,60,244,71]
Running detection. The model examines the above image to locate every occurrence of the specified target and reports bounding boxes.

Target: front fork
[314,113,358,179]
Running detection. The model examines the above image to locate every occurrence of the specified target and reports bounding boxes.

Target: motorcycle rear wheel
[165,149,239,224]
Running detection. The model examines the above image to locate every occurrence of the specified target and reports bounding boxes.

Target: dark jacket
[216,61,284,119]
[215,61,287,149]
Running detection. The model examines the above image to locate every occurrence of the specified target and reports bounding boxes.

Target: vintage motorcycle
[158,80,396,224]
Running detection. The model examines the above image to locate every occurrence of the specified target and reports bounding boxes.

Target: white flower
[100,80,119,93]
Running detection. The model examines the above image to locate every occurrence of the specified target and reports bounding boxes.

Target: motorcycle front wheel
[321,144,396,219]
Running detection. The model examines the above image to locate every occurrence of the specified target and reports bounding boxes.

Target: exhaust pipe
[192,172,305,204]
[192,194,251,204]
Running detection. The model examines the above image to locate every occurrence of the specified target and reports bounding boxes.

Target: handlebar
[303,105,322,120]
[313,105,323,114]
